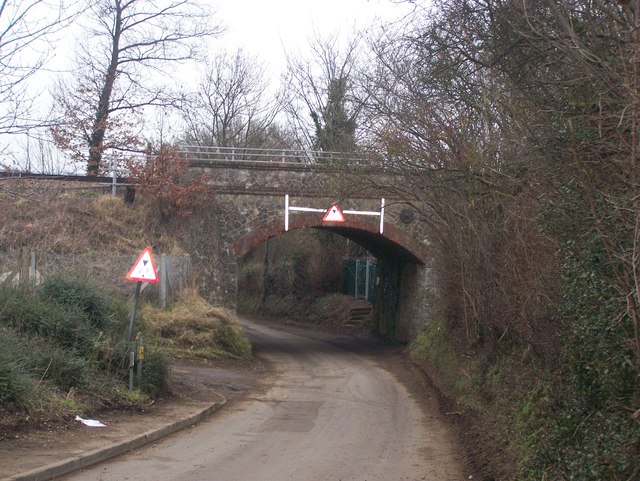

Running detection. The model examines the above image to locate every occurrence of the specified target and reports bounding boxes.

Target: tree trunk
[87,0,122,175]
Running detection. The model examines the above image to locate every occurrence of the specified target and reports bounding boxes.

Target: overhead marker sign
[125,246,159,283]
[323,203,346,223]
[284,195,386,233]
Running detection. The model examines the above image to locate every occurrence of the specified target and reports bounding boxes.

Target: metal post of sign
[127,281,142,391]
[124,246,159,391]
[380,198,385,234]
[127,281,142,346]
[129,351,135,391]
[136,338,143,388]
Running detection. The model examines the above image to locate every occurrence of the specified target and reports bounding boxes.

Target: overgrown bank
[411,292,638,480]
[0,279,251,441]
[406,206,638,478]
[0,185,251,439]
[0,277,170,438]
[379,3,640,479]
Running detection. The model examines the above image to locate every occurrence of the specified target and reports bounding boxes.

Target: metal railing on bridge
[177,145,367,165]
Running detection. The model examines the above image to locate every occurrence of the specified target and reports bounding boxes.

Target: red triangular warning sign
[323,203,346,223]
[126,247,159,283]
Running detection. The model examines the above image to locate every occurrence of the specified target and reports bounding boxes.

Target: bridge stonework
[187,159,433,341]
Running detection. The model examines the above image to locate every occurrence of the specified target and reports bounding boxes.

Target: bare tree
[51,0,222,175]
[282,33,363,153]
[180,49,283,149]
[0,0,74,134]
[361,0,559,334]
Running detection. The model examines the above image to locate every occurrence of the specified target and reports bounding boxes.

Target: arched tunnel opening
[235,224,426,342]
[320,226,425,341]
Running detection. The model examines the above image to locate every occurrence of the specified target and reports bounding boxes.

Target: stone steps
[344,302,373,328]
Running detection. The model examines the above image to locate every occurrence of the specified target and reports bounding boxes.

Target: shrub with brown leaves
[127,146,214,218]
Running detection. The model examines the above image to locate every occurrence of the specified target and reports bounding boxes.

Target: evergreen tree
[311,77,357,153]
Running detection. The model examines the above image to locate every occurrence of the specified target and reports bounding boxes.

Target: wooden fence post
[29,251,36,291]
[159,254,168,309]
[20,248,30,291]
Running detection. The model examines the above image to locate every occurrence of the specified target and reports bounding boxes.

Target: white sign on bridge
[323,203,346,223]
[284,195,385,233]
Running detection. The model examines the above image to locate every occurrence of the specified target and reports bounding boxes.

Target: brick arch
[231,213,428,265]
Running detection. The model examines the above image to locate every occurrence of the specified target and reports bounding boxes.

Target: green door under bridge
[343,257,377,302]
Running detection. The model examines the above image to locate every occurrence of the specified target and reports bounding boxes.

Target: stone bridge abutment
[185,157,433,342]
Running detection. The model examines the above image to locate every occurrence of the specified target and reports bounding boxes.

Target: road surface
[62,319,467,481]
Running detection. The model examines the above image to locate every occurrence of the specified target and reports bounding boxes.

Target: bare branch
[0,0,77,134]
[179,49,285,149]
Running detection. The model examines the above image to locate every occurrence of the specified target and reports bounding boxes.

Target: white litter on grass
[75,415,106,427]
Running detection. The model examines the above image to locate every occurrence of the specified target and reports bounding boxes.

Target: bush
[0,327,89,418]
[410,319,560,480]
[0,281,171,427]
[0,348,32,405]
[264,249,313,300]
[139,347,171,397]
[214,319,252,360]
[39,277,124,332]
[126,145,213,218]
[141,289,252,361]
[0,287,96,355]
[523,237,640,480]
[263,294,298,318]
[28,342,95,391]
[238,263,262,296]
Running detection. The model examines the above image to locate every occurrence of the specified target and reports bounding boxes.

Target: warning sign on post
[126,247,159,283]
[323,203,346,223]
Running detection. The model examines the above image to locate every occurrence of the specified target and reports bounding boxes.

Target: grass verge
[141,289,252,361]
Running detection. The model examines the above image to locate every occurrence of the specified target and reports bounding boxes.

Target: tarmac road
[61,319,467,481]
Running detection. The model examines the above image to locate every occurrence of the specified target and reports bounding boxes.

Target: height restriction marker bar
[284,195,385,233]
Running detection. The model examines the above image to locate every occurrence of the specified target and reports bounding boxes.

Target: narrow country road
[62,319,467,481]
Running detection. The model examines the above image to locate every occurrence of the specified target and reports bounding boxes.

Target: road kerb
[2,394,227,481]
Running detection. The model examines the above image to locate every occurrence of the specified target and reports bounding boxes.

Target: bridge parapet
[179,145,373,166]
[188,158,431,256]
[188,154,392,201]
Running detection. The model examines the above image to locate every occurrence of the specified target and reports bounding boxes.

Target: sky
[43,0,415,85]
[212,0,414,78]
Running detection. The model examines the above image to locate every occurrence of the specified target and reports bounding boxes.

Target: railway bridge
[182,146,432,341]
